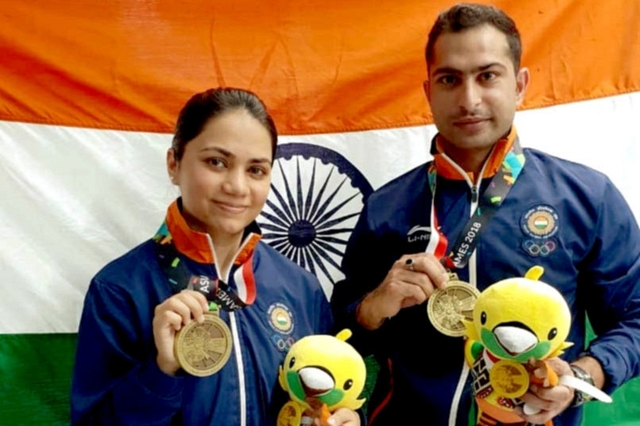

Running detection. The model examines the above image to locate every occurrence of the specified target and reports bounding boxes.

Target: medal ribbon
[426,136,525,269]
[153,225,256,311]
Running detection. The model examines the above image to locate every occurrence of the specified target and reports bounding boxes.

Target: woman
[71,88,360,426]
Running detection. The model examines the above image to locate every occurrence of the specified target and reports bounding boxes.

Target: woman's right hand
[152,290,209,375]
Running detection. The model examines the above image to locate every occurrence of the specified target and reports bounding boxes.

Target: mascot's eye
[289,357,296,368]
[481,312,487,325]
[343,379,353,390]
[548,328,558,340]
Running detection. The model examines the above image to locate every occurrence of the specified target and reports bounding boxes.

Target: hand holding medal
[426,270,479,337]
[152,289,211,376]
[152,281,236,377]
[174,302,232,377]
[153,243,256,377]
[398,256,479,337]
[355,254,449,330]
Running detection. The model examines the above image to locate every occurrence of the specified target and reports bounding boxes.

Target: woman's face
[167,109,273,245]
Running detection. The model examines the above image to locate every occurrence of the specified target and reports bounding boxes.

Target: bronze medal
[174,310,232,377]
[427,272,480,337]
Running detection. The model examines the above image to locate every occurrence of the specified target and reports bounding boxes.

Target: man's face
[425,24,528,157]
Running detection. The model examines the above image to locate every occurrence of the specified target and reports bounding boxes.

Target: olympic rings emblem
[522,239,557,257]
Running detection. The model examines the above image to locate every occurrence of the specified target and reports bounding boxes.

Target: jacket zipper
[470,185,479,204]
[205,235,248,426]
[440,153,487,426]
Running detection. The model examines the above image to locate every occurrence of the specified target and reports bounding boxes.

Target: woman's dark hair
[425,3,522,72]
[171,87,278,161]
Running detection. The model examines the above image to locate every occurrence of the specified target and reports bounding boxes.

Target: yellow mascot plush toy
[277,329,366,426]
[463,266,573,426]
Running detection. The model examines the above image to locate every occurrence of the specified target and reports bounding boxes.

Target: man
[331,3,640,426]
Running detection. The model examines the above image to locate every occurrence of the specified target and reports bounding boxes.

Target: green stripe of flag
[0,333,76,426]
[584,379,640,425]
[583,323,640,425]
[1,332,639,425]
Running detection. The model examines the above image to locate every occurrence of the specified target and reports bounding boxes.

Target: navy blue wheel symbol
[258,143,373,293]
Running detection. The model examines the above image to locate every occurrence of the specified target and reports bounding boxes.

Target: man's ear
[423,79,431,103]
[166,148,179,185]
[515,67,530,106]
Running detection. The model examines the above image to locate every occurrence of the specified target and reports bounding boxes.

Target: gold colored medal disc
[276,401,303,426]
[427,273,480,337]
[489,359,530,398]
[174,311,232,377]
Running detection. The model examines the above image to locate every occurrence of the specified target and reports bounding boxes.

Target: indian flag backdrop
[1,1,639,424]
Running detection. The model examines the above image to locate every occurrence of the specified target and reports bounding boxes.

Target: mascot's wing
[351,397,366,411]
[278,365,287,391]
[548,341,574,359]
[463,318,480,342]
[463,319,483,366]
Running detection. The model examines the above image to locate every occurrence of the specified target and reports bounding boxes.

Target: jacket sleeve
[582,179,640,393]
[317,285,335,336]
[70,277,183,425]
[330,203,400,355]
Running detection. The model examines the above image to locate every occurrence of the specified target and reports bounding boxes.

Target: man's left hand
[515,357,574,424]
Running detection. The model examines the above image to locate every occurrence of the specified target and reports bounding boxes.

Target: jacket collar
[430,127,518,181]
[163,198,262,265]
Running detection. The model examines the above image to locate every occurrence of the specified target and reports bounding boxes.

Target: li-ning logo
[407,225,432,243]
